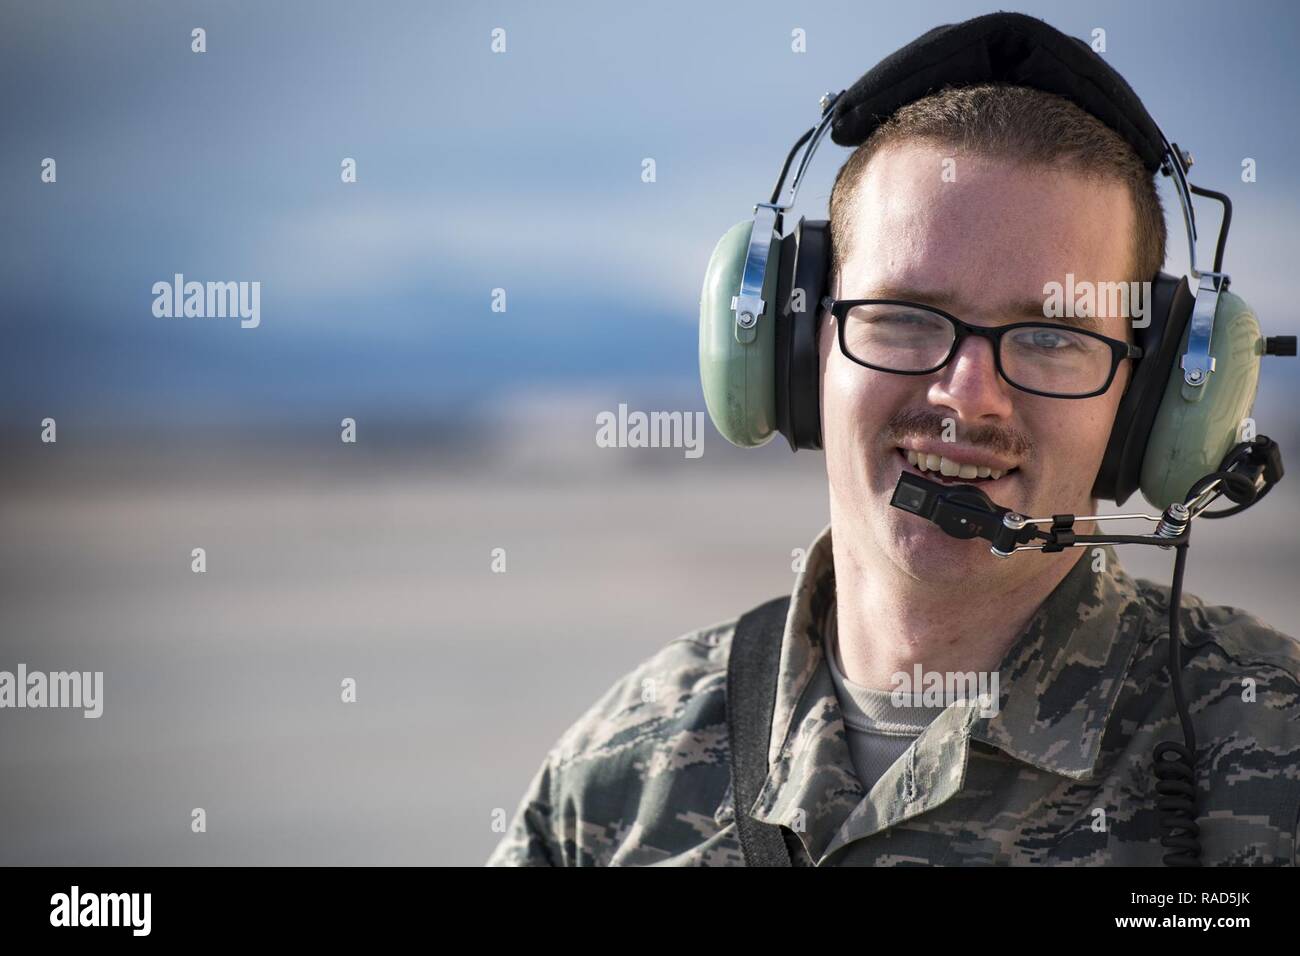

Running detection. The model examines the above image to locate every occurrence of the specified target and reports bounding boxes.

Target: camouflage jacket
[486,524,1300,866]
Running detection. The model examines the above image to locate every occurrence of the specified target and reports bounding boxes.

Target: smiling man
[487,24,1300,867]
[821,89,1150,694]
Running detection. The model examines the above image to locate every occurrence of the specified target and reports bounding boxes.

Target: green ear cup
[1139,289,1263,509]
[699,221,781,447]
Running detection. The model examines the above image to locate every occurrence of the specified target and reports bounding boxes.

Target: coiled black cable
[1152,544,1202,865]
[1149,438,1278,864]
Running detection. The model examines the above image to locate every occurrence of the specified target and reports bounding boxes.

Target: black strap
[726,595,795,867]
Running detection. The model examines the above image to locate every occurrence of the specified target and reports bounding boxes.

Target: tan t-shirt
[824,596,948,793]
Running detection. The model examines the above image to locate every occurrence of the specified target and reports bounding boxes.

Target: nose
[927,333,1015,423]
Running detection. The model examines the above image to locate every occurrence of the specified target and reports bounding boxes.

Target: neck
[831,531,1085,691]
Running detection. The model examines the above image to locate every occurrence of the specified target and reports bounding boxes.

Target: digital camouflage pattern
[487,524,1300,866]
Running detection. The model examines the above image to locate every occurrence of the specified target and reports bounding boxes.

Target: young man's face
[820,141,1137,584]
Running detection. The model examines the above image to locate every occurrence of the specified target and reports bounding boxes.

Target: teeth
[903,449,1014,482]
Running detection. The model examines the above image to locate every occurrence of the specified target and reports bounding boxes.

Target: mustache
[882,409,1033,461]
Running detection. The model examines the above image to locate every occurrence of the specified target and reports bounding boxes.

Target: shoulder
[513,614,745,865]
[1130,575,1300,689]
[1117,579,1300,863]
[489,615,745,866]
[549,615,737,773]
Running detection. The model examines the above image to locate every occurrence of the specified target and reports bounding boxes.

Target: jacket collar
[970,542,1146,777]
[743,523,1145,863]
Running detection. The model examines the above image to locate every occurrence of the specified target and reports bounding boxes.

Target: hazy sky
[4,0,1297,425]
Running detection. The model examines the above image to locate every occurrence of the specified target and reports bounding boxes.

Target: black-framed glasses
[821,297,1143,399]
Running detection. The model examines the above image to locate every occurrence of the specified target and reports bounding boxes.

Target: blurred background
[1,0,1297,865]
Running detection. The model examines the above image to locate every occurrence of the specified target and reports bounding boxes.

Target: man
[486,80,1300,866]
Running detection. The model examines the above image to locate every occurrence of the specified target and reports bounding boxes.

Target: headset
[700,13,1297,865]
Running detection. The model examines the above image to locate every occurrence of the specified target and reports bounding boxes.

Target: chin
[881,511,1007,583]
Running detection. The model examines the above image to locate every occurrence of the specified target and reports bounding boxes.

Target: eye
[1012,326,1085,350]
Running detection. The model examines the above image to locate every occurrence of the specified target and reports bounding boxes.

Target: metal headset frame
[729,89,1229,391]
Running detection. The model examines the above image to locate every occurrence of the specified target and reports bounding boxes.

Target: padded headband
[828,11,1167,172]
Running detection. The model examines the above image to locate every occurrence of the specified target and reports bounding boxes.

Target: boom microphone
[888,436,1286,866]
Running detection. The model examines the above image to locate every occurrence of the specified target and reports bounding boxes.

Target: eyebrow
[860,285,1106,333]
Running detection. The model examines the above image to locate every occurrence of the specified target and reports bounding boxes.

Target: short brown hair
[828,83,1167,287]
